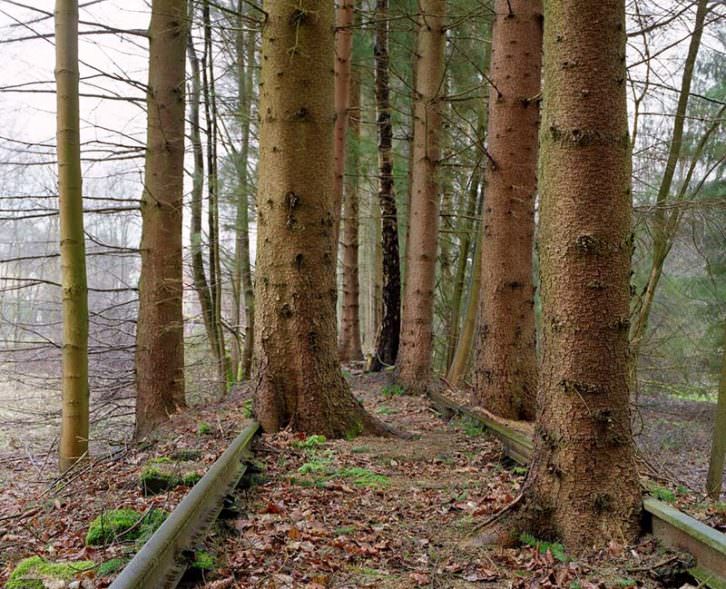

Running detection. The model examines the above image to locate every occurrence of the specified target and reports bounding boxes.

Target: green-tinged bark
[56,0,90,472]
[706,322,726,499]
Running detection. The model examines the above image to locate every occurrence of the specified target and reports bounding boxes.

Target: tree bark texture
[56,0,90,472]
[511,0,642,550]
[339,64,363,362]
[473,0,541,421]
[254,0,389,438]
[398,0,446,393]
[135,0,187,437]
[369,0,401,372]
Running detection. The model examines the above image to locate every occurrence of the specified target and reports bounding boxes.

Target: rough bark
[369,0,401,372]
[254,0,390,438]
[339,65,363,362]
[706,322,726,499]
[135,0,187,437]
[56,0,90,472]
[472,0,541,421]
[490,0,642,551]
[397,0,446,394]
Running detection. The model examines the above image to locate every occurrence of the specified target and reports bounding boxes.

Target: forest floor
[0,370,724,588]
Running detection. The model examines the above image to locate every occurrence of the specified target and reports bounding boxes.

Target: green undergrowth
[7,556,95,589]
[649,485,676,503]
[191,550,215,571]
[140,453,204,495]
[457,416,486,437]
[197,421,213,435]
[243,398,254,418]
[520,532,568,562]
[293,434,327,449]
[97,557,126,576]
[291,445,389,489]
[85,508,168,546]
[381,384,405,398]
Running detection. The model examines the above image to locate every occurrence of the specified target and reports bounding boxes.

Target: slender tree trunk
[706,322,726,499]
[135,0,187,437]
[339,65,363,362]
[369,0,402,372]
[56,0,90,471]
[629,0,708,362]
[495,0,641,550]
[231,0,256,381]
[397,0,446,394]
[447,209,483,387]
[187,22,219,381]
[202,0,227,395]
[472,0,541,421]
[254,0,390,438]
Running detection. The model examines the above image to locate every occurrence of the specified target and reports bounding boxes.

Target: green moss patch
[140,457,205,495]
[7,556,95,589]
[170,448,202,461]
[191,550,215,571]
[97,557,126,576]
[85,508,168,546]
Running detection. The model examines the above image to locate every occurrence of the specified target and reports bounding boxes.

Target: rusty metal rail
[110,421,259,589]
[429,391,726,589]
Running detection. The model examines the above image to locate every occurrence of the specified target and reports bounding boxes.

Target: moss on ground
[7,556,94,589]
[97,557,126,576]
[140,465,181,495]
[85,508,167,546]
[191,550,215,571]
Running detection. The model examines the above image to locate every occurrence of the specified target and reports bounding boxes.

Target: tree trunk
[397,0,446,394]
[629,0,708,364]
[500,0,642,550]
[472,0,541,421]
[339,64,363,362]
[369,0,401,373]
[202,0,228,395]
[135,0,187,437]
[234,2,256,382]
[187,21,220,386]
[706,322,726,500]
[254,0,390,438]
[56,0,90,472]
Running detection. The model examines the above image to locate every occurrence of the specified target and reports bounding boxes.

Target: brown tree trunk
[495,0,642,550]
[706,322,726,500]
[339,66,363,362]
[397,0,446,394]
[135,0,187,437]
[254,0,390,438]
[369,0,401,373]
[472,0,541,421]
[56,0,90,471]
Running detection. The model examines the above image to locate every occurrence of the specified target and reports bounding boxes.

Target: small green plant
[197,421,212,435]
[149,456,172,464]
[381,383,405,398]
[182,471,202,486]
[651,486,676,503]
[339,466,390,488]
[335,525,356,535]
[293,434,327,449]
[569,582,582,589]
[676,484,689,496]
[512,466,528,476]
[298,456,332,474]
[520,532,568,562]
[7,556,95,589]
[191,550,215,571]
[615,578,637,588]
[242,398,254,418]
[86,508,167,546]
[459,417,485,437]
[97,558,126,577]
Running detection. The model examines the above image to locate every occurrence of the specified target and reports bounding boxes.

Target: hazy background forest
[0,0,723,468]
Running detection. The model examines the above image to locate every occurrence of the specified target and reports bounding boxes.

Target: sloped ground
[0,371,723,588]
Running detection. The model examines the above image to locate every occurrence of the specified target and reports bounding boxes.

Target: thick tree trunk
[472,0,541,421]
[56,0,90,472]
[500,0,642,550]
[397,0,446,394]
[706,322,726,500]
[254,0,390,438]
[339,66,363,362]
[135,0,187,437]
[369,0,401,373]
